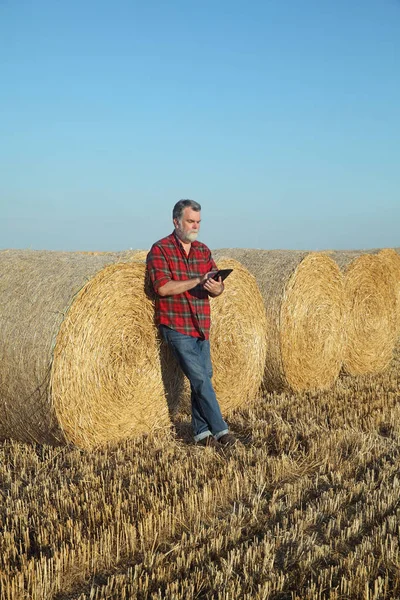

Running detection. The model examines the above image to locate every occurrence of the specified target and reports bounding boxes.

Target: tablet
[211,269,233,281]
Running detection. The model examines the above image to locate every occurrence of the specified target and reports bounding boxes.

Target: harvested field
[1,340,400,599]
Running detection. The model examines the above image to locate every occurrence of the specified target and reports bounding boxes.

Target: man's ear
[173,218,179,229]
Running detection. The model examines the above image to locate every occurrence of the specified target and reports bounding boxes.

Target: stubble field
[1,345,400,600]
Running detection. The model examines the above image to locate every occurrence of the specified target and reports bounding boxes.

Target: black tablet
[211,269,233,281]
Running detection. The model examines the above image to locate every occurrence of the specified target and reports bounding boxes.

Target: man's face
[174,208,201,243]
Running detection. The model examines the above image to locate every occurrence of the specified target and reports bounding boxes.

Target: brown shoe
[196,435,219,448]
[217,433,239,447]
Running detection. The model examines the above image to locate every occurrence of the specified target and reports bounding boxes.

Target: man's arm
[158,274,209,297]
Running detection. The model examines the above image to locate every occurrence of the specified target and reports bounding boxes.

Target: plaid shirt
[147,231,217,339]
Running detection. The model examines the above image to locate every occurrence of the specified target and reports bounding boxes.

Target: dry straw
[126,250,149,261]
[378,248,400,336]
[327,251,397,375]
[207,257,267,413]
[77,250,149,260]
[213,249,346,392]
[76,251,109,256]
[0,250,170,448]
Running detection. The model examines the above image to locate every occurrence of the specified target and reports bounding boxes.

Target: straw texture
[76,251,109,256]
[77,250,149,260]
[125,250,149,261]
[328,251,397,375]
[208,257,267,413]
[378,248,400,336]
[0,250,170,448]
[214,249,345,392]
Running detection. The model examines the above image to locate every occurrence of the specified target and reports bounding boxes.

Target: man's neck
[181,240,191,255]
[174,230,191,254]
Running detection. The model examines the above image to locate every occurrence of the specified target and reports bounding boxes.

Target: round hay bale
[0,250,170,448]
[378,248,400,336]
[210,258,267,413]
[328,251,397,375]
[213,249,346,392]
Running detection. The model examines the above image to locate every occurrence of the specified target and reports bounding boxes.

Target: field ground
[1,345,400,600]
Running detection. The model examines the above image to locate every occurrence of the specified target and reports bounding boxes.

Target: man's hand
[203,274,224,297]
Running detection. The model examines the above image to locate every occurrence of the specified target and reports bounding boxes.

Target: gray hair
[173,199,201,222]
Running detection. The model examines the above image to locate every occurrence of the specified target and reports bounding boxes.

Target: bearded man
[146,199,237,448]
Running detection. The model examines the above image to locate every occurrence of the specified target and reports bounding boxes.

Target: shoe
[217,433,239,447]
[195,435,219,448]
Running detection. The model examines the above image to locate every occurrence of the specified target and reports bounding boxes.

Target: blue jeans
[159,325,229,442]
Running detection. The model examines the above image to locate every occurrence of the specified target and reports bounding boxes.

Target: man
[147,199,237,448]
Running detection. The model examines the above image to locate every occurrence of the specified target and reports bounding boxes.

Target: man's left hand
[203,275,224,297]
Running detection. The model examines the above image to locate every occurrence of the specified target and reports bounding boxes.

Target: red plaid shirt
[147,231,217,339]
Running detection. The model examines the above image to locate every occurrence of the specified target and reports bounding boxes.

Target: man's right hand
[199,271,218,285]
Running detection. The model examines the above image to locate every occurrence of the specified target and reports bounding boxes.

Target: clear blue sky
[1,0,399,251]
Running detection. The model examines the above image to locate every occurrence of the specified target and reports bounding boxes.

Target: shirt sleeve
[146,244,172,293]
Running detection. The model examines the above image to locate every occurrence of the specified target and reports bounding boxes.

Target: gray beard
[176,227,198,243]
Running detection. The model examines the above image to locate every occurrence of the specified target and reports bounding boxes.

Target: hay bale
[209,258,267,413]
[213,249,345,392]
[327,251,397,375]
[378,248,400,336]
[0,250,170,448]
